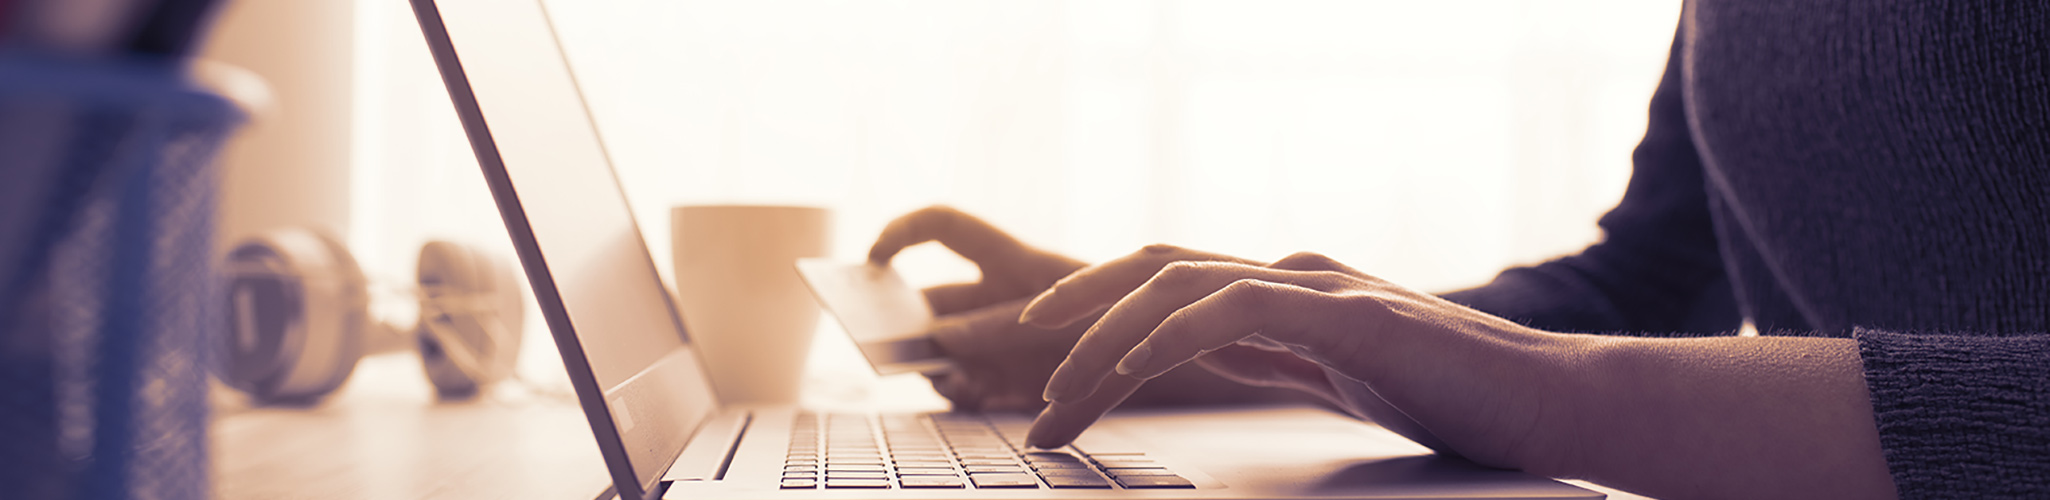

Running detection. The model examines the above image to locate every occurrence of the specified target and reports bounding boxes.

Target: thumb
[926,299,1032,355]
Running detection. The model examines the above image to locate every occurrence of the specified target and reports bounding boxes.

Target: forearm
[1548,336,1896,499]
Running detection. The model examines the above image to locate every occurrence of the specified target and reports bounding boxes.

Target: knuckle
[1141,243,1184,255]
[1155,260,1211,286]
[1220,279,1274,307]
[1274,251,1339,270]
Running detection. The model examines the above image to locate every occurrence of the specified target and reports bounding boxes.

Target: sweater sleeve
[1854,328,2050,498]
[1441,28,1739,335]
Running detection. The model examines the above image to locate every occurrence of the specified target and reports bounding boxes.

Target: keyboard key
[1115,475,1195,489]
[825,464,888,472]
[1098,461,1164,469]
[1100,465,1164,471]
[899,477,967,488]
[780,478,817,489]
[1030,462,1088,469]
[1023,452,1084,463]
[1044,476,1113,489]
[969,474,1041,488]
[1085,452,1148,458]
[896,467,958,476]
[826,471,889,480]
[956,453,1015,460]
[1034,469,1101,477]
[825,478,892,489]
[893,460,953,468]
[961,459,1020,466]
[966,466,1028,474]
[1105,468,1177,478]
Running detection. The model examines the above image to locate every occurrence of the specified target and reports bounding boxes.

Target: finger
[1019,244,1261,329]
[1042,263,1341,403]
[1023,374,1145,449]
[922,282,998,316]
[1115,279,1333,380]
[867,206,1028,267]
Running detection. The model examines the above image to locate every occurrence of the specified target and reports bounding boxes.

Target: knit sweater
[1440,1,2050,497]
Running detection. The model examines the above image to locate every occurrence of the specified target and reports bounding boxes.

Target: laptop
[408,1,1604,499]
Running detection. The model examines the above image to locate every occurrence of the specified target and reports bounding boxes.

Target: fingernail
[1042,382,1067,403]
[1019,292,1054,325]
[1116,344,1153,376]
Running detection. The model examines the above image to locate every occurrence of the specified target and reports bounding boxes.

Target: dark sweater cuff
[1853,327,2050,498]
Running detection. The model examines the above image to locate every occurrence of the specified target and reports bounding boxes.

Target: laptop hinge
[661,409,752,482]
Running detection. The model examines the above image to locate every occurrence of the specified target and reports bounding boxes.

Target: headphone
[217,227,524,405]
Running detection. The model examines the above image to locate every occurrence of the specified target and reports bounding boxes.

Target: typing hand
[1018,247,1538,463]
[869,208,1305,412]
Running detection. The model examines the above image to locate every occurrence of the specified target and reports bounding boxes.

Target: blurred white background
[342,0,1681,396]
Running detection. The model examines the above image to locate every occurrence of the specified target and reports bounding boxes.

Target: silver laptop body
[409,1,1602,499]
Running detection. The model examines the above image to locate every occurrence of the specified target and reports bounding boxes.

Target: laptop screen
[414,0,719,496]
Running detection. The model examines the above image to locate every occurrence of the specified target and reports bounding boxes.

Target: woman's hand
[867,206,1086,410]
[869,208,1310,411]
[1019,246,1583,471]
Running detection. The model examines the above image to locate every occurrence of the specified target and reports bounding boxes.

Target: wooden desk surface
[211,357,611,500]
[208,330,950,500]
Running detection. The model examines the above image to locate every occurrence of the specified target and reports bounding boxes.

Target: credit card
[794,259,955,375]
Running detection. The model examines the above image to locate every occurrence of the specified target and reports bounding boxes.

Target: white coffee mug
[670,205,829,404]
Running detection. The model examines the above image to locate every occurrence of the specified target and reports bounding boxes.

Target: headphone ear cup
[219,227,370,405]
[414,240,523,399]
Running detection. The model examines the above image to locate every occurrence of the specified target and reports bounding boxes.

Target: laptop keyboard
[779,412,1195,490]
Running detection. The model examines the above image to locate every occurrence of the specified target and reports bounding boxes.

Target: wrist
[1518,333,1630,479]
[1470,327,1613,478]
